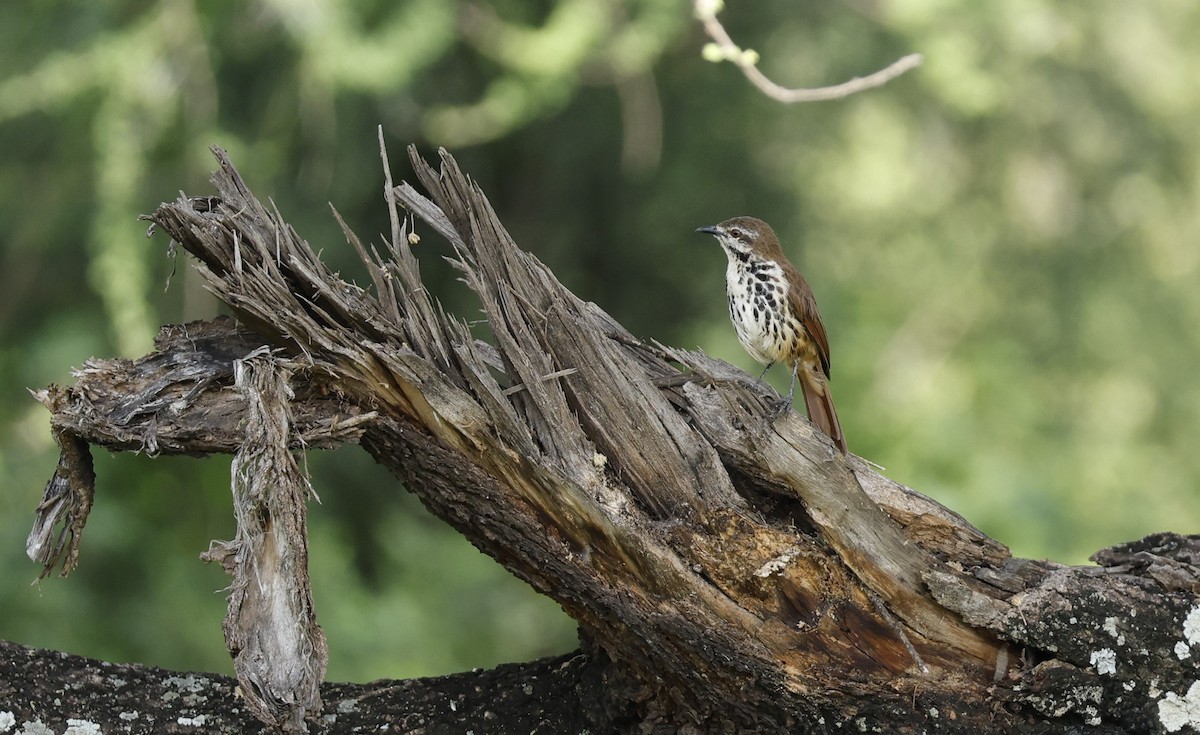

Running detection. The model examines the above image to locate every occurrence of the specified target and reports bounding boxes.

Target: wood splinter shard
[26,425,95,579]
[200,347,327,732]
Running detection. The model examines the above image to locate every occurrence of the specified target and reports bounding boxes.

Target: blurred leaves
[1,0,217,356]
[428,0,685,145]
[3,0,1200,680]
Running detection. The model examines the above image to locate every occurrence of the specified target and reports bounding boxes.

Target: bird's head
[696,216,780,260]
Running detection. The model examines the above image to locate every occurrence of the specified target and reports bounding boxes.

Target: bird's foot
[770,397,794,420]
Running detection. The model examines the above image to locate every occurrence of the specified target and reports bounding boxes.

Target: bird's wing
[783,262,832,378]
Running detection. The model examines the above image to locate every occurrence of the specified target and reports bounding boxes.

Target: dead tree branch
[198,349,327,730]
[15,144,1200,733]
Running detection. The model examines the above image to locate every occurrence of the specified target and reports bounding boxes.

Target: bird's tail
[799,369,847,454]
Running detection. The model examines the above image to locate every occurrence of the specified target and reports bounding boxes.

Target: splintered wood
[25,143,1200,732]
[200,349,327,731]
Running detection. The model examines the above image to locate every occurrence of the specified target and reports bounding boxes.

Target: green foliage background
[3,0,1199,680]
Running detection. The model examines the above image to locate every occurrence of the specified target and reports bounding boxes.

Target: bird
[696,216,847,454]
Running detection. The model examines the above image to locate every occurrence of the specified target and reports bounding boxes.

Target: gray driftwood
[12,143,1200,733]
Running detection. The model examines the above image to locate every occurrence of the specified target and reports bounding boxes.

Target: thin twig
[694,0,922,103]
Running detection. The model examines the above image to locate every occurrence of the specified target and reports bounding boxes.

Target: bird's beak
[695,225,720,236]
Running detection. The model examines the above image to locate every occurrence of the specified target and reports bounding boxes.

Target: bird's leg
[785,362,799,405]
[757,361,774,384]
[767,362,799,418]
[757,362,785,410]
[767,363,799,419]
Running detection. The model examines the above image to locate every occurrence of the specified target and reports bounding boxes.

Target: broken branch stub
[200,348,327,732]
[25,426,94,579]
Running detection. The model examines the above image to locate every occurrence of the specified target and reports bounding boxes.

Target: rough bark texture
[11,144,1200,733]
[0,638,610,733]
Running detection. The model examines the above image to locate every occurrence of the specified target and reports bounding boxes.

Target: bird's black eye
[729,228,743,240]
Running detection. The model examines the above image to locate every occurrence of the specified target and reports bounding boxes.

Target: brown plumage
[697,216,847,454]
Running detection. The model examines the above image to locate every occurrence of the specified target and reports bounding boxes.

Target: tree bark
[12,142,1200,733]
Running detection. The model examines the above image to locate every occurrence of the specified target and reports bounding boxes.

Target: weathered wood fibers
[199,350,328,730]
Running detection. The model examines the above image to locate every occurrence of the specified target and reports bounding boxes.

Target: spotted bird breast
[725,258,800,365]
